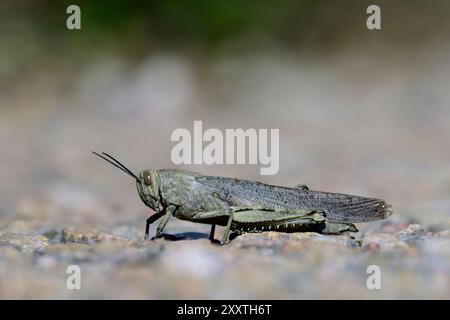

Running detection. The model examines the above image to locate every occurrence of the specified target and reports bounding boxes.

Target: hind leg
[321,222,358,234]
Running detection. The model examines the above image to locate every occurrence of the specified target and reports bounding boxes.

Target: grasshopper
[93,152,393,244]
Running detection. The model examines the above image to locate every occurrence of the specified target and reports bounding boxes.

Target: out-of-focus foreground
[0,1,450,299]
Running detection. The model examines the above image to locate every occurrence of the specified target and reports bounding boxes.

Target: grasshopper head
[136,170,162,211]
[92,152,163,212]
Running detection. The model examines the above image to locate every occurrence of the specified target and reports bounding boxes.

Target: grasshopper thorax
[137,170,163,212]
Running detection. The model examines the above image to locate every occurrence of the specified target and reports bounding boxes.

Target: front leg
[153,205,177,239]
[145,211,164,240]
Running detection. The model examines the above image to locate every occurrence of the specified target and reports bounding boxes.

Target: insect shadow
[157,232,210,241]
[157,230,240,244]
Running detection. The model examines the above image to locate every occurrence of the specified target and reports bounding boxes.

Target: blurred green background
[2,0,449,77]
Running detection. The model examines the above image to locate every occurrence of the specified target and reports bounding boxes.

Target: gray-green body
[93,152,392,244]
[136,169,392,243]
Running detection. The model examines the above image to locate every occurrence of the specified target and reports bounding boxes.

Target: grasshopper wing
[195,175,392,223]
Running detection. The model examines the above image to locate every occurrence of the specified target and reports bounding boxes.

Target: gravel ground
[1,214,450,299]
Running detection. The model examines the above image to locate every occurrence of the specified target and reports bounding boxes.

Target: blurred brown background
[0,1,450,299]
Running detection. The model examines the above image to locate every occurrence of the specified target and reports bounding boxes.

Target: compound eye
[143,172,152,186]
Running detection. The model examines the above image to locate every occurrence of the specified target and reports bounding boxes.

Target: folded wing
[195,176,392,223]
